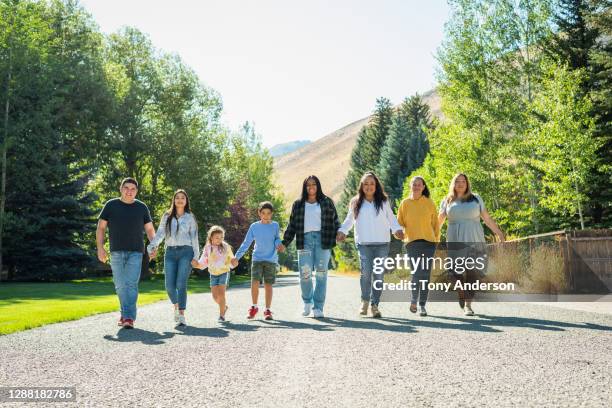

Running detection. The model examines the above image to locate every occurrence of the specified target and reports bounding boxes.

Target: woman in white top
[337,172,404,318]
[147,189,200,326]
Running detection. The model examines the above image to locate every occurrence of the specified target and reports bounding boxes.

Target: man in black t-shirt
[97,177,156,329]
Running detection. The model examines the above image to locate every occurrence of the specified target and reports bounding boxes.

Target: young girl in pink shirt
[192,226,234,322]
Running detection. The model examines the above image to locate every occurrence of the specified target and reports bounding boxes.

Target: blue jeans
[297,231,331,311]
[406,240,437,306]
[110,251,143,320]
[356,243,390,306]
[164,246,194,310]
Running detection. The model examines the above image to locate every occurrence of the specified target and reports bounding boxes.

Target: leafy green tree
[429,0,555,237]
[527,62,599,229]
[220,122,287,271]
[223,122,286,224]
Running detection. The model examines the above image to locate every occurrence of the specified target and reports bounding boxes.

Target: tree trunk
[0,47,12,281]
[572,162,585,230]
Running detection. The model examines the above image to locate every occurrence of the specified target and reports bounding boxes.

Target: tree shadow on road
[103,328,176,345]
[217,321,260,332]
[175,325,229,338]
[395,314,612,333]
[257,319,336,332]
[379,316,503,333]
[256,317,417,333]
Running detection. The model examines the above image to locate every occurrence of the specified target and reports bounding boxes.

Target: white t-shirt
[304,202,322,233]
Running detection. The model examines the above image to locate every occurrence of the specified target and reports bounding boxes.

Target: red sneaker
[117,317,124,326]
[263,309,273,320]
[247,306,258,319]
[122,319,134,329]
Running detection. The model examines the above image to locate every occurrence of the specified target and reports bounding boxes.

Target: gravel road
[1,275,611,407]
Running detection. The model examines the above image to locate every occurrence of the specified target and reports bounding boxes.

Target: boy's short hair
[258,201,274,212]
[120,177,139,189]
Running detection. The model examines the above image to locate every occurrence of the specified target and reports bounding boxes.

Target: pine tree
[378,107,410,204]
[405,94,431,180]
[338,98,394,217]
[550,0,612,226]
[585,0,612,226]
[378,95,432,204]
[549,0,598,71]
[361,97,394,171]
[338,126,370,217]
[1,0,108,280]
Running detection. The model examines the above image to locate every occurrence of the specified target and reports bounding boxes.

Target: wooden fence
[504,229,612,293]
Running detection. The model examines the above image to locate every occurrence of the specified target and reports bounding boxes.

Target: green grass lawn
[0,274,251,336]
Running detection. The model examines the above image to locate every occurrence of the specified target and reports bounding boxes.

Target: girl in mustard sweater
[397,176,439,316]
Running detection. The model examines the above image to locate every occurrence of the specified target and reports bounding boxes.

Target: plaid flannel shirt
[282,195,340,250]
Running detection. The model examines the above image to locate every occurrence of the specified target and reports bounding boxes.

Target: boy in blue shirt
[232,201,285,320]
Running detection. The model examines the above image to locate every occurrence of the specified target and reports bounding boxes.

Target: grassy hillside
[273,89,442,206]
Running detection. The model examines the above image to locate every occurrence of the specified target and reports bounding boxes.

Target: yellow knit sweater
[396,196,440,243]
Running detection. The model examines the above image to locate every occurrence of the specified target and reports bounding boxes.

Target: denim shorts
[210,272,229,287]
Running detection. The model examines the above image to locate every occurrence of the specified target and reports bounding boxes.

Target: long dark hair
[352,172,388,219]
[411,176,430,198]
[300,175,324,204]
[165,189,192,236]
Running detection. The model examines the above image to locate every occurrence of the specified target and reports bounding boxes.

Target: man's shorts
[251,261,278,284]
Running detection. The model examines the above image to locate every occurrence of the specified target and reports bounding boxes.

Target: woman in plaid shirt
[282,175,340,318]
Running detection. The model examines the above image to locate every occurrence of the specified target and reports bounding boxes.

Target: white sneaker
[419,306,427,317]
[313,309,324,318]
[302,303,312,317]
[178,314,186,326]
[174,308,180,322]
[464,306,474,316]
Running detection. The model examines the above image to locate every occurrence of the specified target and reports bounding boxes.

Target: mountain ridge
[273,89,442,205]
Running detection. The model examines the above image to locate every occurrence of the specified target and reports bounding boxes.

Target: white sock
[252,304,257,308]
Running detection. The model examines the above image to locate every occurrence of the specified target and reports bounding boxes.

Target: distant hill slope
[269,140,311,157]
[273,89,442,205]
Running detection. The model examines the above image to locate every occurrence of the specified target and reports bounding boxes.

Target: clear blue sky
[80,0,450,147]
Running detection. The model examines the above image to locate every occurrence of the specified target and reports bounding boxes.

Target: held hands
[191,259,203,269]
[230,257,239,268]
[394,230,405,240]
[336,231,346,242]
[277,244,286,253]
[149,249,157,260]
[97,247,109,263]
